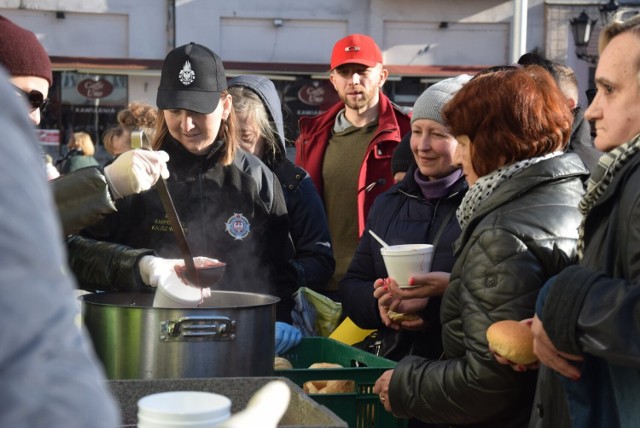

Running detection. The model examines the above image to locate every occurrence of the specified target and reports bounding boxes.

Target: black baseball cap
[156,42,227,114]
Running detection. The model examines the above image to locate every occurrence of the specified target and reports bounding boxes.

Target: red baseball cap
[330,34,383,70]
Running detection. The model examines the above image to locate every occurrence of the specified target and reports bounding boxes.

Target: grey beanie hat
[411,74,472,125]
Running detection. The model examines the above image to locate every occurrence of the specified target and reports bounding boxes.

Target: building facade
[2,0,608,161]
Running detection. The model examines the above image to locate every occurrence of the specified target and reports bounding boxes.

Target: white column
[511,0,529,64]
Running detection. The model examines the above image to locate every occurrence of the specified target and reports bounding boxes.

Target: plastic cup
[137,391,231,428]
[152,272,211,308]
[152,257,217,308]
[380,244,434,288]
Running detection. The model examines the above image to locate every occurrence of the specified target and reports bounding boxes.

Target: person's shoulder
[233,148,272,178]
[272,157,308,189]
[298,102,345,133]
[369,183,404,212]
[379,93,411,117]
[615,152,640,200]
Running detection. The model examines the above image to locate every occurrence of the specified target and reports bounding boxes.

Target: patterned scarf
[456,152,562,231]
[576,134,640,259]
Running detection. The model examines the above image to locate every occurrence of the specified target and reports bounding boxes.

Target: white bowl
[137,391,231,427]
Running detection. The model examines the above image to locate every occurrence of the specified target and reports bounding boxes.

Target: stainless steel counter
[108,376,347,428]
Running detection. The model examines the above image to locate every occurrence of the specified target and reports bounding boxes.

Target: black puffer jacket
[340,166,467,361]
[67,137,298,323]
[389,153,588,427]
[52,167,116,235]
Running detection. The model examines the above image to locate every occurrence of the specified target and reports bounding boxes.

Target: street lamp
[599,0,620,24]
[570,10,599,64]
[569,1,627,64]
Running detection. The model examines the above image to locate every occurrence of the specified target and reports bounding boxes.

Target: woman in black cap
[67,43,299,346]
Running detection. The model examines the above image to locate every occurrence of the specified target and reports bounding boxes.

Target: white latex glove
[217,380,290,428]
[104,149,170,199]
[138,255,183,287]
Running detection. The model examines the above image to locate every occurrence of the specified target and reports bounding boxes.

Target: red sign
[298,82,326,106]
[38,129,60,145]
[77,78,114,99]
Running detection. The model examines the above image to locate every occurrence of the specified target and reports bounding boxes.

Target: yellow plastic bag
[294,287,342,337]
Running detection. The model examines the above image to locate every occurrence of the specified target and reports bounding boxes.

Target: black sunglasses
[11,84,49,112]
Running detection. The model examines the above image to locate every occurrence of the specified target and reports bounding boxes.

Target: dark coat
[535,150,640,428]
[340,166,467,361]
[229,75,335,290]
[59,150,99,174]
[67,136,298,323]
[52,167,116,235]
[568,106,602,174]
[389,153,588,428]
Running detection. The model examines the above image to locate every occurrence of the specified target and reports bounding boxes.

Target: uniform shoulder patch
[225,213,251,240]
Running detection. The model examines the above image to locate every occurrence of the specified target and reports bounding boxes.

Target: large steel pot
[80,291,278,380]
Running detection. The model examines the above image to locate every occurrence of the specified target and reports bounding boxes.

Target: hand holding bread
[486,319,538,367]
[386,310,420,323]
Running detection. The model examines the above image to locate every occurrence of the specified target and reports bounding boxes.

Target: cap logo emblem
[345,46,361,52]
[179,60,195,86]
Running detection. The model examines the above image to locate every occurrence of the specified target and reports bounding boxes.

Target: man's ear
[329,70,338,88]
[378,67,389,88]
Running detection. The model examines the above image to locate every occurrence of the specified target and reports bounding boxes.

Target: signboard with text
[38,129,60,146]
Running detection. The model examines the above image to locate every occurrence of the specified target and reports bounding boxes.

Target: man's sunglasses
[11,84,49,112]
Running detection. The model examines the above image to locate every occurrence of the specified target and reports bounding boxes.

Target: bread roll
[303,362,355,394]
[486,320,537,365]
[323,380,355,393]
[303,380,325,394]
[274,356,293,370]
[387,310,420,322]
[308,362,342,369]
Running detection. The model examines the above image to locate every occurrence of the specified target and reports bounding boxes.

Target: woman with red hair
[374,66,589,427]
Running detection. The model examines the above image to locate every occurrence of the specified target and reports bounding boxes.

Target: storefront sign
[37,129,60,146]
[77,78,114,99]
[297,83,329,106]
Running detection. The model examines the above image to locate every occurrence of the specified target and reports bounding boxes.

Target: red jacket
[295,93,411,236]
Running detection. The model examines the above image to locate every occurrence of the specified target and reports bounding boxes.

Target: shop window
[41,71,128,166]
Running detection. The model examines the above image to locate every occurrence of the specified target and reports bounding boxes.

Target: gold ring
[380,395,386,402]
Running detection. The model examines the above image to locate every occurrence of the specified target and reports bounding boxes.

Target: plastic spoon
[368,230,390,248]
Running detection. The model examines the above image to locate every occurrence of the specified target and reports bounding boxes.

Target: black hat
[392,132,416,175]
[156,42,227,114]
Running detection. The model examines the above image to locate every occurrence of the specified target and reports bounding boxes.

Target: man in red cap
[294,34,411,300]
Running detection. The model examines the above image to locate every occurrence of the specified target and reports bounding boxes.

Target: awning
[51,56,489,80]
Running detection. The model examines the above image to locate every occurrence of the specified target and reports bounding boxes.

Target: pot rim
[79,290,280,310]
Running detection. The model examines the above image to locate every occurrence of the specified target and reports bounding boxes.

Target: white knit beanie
[411,74,472,125]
